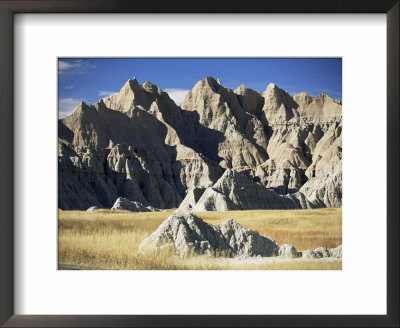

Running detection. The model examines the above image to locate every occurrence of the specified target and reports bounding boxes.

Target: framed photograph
[0,1,398,327]
[57,57,344,271]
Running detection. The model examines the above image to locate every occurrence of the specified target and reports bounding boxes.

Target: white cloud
[164,88,190,105]
[63,85,74,89]
[99,90,117,97]
[58,60,96,74]
[58,98,82,118]
[59,61,76,70]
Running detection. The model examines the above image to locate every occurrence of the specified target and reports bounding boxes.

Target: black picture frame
[0,1,398,327]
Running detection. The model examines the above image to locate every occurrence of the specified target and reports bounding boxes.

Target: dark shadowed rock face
[139,214,342,259]
[58,77,341,210]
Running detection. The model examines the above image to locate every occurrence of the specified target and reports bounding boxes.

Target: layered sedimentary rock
[58,78,223,210]
[58,76,342,210]
[139,213,342,259]
[189,169,313,211]
[181,77,269,172]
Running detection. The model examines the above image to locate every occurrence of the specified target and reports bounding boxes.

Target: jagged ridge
[58,76,342,210]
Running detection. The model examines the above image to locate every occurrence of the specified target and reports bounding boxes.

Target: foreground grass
[195,208,342,251]
[58,208,341,270]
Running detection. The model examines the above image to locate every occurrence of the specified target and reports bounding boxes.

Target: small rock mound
[278,244,301,258]
[218,219,278,257]
[111,197,151,212]
[301,245,342,259]
[139,213,279,257]
[328,245,342,258]
[139,214,342,260]
[314,247,331,258]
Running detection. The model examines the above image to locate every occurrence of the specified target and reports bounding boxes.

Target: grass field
[58,208,342,270]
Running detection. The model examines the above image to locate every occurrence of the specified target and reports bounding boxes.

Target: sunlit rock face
[58,77,341,210]
[139,213,343,259]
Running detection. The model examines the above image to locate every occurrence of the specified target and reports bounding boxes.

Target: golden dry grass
[58,208,341,270]
[195,208,342,251]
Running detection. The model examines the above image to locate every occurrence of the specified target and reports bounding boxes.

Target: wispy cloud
[58,98,82,118]
[99,90,117,97]
[288,90,302,97]
[58,59,96,74]
[63,85,74,89]
[164,88,190,105]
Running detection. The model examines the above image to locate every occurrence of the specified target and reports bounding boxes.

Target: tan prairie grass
[171,256,342,270]
[58,208,341,270]
[195,208,342,251]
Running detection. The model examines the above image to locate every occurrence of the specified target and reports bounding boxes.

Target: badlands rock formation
[111,197,158,212]
[58,76,342,210]
[189,169,315,211]
[139,213,279,257]
[139,213,342,259]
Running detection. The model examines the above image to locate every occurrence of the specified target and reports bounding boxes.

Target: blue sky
[58,58,342,118]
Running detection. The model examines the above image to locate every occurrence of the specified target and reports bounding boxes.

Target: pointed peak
[203,76,218,83]
[143,80,158,87]
[93,98,108,112]
[236,83,246,91]
[263,82,284,96]
[263,83,282,95]
[96,98,109,109]
[296,91,311,97]
[317,92,333,101]
[234,84,246,95]
[77,101,92,111]
[71,100,92,115]
[129,77,139,85]
[234,84,262,97]
[293,92,313,106]
[293,91,312,100]
[128,76,139,84]
[264,83,294,98]
[120,77,140,93]
[142,80,159,94]
[198,76,222,92]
